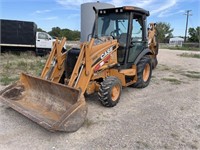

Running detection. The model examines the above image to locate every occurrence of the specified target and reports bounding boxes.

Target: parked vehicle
[0,19,60,55]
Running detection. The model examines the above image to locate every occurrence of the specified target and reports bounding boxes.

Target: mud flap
[0,73,87,132]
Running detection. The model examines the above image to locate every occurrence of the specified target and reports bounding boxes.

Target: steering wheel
[110,29,120,39]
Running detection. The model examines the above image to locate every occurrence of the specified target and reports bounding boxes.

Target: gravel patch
[0,49,200,150]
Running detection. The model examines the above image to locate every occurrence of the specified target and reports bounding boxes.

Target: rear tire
[98,76,122,107]
[132,55,152,88]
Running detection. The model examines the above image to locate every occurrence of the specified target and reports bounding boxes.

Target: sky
[1,0,199,37]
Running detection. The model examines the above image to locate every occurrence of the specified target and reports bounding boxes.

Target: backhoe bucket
[0,73,87,132]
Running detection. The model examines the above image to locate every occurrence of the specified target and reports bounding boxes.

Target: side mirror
[93,7,97,13]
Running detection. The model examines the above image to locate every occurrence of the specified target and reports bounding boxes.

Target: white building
[169,37,184,47]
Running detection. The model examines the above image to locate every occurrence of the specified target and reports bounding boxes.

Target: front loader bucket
[0,73,87,132]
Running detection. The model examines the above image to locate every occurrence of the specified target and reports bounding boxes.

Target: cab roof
[98,6,150,16]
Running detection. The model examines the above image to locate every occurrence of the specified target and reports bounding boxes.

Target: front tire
[98,76,122,107]
[152,56,158,69]
[133,55,152,88]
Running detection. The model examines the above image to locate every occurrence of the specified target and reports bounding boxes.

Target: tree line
[38,23,199,43]
[155,22,199,43]
[37,27,80,41]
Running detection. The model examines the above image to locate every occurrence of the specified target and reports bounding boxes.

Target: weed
[180,106,184,111]
[0,52,47,86]
[160,45,200,51]
[136,141,149,148]
[187,71,200,74]
[19,51,35,59]
[196,125,200,129]
[84,118,96,128]
[161,78,182,85]
[0,76,19,85]
[178,53,200,59]
[188,143,198,149]
[171,133,179,140]
[163,144,171,149]
[158,64,171,71]
[193,140,198,143]
[182,74,200,79]
[34,60,45,76]
[17,60,28,67]
[3,60,12,70]
[182,71,200,79]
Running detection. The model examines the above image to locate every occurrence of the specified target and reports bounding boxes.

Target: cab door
[36,32,53,49]
[127,14,145,63]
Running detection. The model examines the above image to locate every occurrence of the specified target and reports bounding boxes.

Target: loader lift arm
[41,38,67,82]
[68,38,119,93]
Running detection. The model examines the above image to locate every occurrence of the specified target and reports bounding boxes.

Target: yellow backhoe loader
[0,6,158,132]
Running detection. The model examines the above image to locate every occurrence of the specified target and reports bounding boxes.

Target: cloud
[56,0,91,9]
[34,9,51,14]
[150,0,177,14]
[158,9,185,18]
[43,16,58,20]
[55,0,182,17]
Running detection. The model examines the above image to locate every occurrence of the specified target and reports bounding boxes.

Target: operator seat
[117,33,127,63]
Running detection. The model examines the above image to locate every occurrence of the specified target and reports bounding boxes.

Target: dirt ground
[0,49,200,150]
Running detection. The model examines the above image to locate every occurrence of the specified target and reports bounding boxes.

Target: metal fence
[159,42,200,49]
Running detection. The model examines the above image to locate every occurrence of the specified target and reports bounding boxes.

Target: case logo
[101,47,113,60]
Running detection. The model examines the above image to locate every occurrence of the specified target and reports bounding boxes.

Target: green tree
[37,28,46,32]
[188,27,200,42]
[48,27,80,41]
[48,27,61,37]
[156,22,174,43]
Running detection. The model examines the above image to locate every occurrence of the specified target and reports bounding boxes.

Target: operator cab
[92,6,150,69]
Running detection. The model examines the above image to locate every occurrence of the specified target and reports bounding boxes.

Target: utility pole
[184,10,192,42]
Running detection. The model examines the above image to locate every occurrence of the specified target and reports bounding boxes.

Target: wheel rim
[111,85,120,101]
[143,63,150,82]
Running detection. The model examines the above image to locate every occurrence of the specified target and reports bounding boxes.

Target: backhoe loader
[0,6,158,132]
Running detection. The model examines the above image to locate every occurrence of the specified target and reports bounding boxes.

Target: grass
[161,78,182,85]
[187,71,200,74]
[182,71,200,79]
[170,133,179,140]
[0,52,47,85]
[0,76,19,86]
[160,45,200,51]
[136,141,149,149]
[83,118,96,128]
[196,125,200,129]
[158,64,171,71]
[178,53,200,59]
[182,74,200,79]
[188,144,198,149]
[168,46,200,51]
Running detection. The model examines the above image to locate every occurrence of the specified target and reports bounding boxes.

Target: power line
[184,10,192,42]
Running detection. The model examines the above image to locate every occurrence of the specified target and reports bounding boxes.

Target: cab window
[128,14,144,63]
[38,33,48,40]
